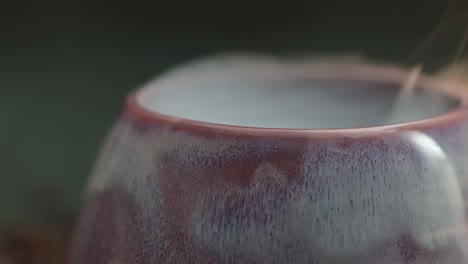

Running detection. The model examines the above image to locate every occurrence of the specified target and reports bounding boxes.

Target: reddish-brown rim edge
[124,62,468,138]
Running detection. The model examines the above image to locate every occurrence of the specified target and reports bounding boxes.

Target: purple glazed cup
[70,57,468,264]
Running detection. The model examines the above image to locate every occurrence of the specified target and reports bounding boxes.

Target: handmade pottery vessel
[70,57,468,264]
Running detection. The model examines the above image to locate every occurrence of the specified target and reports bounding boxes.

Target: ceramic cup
[70,57,468,264]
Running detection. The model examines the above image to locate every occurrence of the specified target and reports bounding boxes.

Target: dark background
[0,0,464,225]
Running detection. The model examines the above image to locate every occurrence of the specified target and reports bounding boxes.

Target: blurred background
[0,0,466,261]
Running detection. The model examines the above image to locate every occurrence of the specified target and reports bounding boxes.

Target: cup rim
[125,62,468,138]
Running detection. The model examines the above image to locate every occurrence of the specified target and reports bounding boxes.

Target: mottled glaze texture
[71,59,468,264]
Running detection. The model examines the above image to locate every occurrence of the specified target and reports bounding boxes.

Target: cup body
[70,62,468,264]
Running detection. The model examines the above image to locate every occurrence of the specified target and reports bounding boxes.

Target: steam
[386,65,423,124]
[436,61,468,85]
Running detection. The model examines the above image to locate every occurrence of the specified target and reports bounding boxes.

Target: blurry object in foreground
[0,225,71,264]
[0,189,75,264]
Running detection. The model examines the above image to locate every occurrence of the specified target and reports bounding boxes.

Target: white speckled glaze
[70,56,468,264]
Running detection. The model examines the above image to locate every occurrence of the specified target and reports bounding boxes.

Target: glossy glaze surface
[71,60,468,264]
